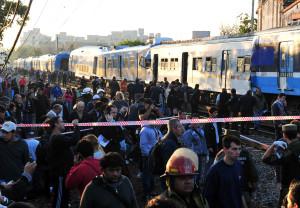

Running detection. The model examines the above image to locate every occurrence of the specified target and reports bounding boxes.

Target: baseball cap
[97,88,105,94]
[1,121,17,132]
[92,94,101,100]
[82,87,92,95]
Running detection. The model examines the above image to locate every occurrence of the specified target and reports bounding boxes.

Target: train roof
[70,46,109,56]
[159,25,300,47]
[102,44,151,55]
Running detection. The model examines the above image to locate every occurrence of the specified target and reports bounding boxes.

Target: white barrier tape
[8,115,300,128]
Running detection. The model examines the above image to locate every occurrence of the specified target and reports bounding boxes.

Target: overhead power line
[17,0,49,50]
[1,0,34,74]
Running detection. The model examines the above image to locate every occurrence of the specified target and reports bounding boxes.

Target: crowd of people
[0,71,299,208]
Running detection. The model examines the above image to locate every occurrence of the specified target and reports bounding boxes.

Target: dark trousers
[52,176,69,208]
[274,125,283,140]
[141,156,154,196]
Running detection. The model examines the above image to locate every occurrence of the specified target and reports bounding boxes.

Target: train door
[104,57,107,77]
[153,54,158,81]
[181,52,188,83]
[119,55,122,78]
[279,41,293,90]
[221,50,230,89]
[93,57,98,75]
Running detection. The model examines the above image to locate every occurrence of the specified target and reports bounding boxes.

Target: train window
[192,57,202,71]
[164,58,169,70]
[98,58,103,70]
[129,56,135,69]
[197,58,203,71]
[160,59,164,70]
[113,58,118,68]
[160,58,169,70]
[192,58,197,70]
[237,57,244,72]
[244,56,251,72]
[170,58,175,70]
[107,59,112,69]
[124,57,129,68]
[212,58,217,72]
[205,57,212,72]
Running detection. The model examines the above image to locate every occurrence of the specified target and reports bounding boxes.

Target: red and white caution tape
[9,115,300,128]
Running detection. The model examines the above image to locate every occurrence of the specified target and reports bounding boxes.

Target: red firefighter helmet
[162,148,199,177]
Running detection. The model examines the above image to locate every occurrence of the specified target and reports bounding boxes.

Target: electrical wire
[1,0,34,74]
[17,0,49,50]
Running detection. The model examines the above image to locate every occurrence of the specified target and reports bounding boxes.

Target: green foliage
[219,13,257,36]
[238,13,257,34]
[116,39,145,47]
[0,0,28,41]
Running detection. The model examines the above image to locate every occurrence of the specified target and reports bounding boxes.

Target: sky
[2,0,258,49]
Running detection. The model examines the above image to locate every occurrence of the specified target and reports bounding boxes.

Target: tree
[219,13,257,36]
[238,13,257,34]
[219,24,240,36]
[0,0,28,41]
[116,39,145,47]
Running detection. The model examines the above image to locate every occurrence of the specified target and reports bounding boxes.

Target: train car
[24,57,33,71]
[38,54,54,72]
[13,58,26,70]
[69,46,108,78]
[151,26,300,103]
[99,45,151,81]
[54,52,70,71]
[151,36,254,96]
[251,26,300,97]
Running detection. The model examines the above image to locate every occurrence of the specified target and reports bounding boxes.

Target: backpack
[148,141,165,175]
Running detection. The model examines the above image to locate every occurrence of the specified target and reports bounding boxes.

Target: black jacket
[96,117,124,153]
[203,122,222,156]
[160,132,182,169]
[48,128,80,177]
[0,137,29,181]
[1,175,31,201]
[80,175,138,208]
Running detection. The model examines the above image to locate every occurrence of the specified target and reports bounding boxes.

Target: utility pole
[251,0,255,32]
[56,34,59,53]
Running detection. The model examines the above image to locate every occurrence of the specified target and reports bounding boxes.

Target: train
[12,26,300,106]
[14,51,70,72]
